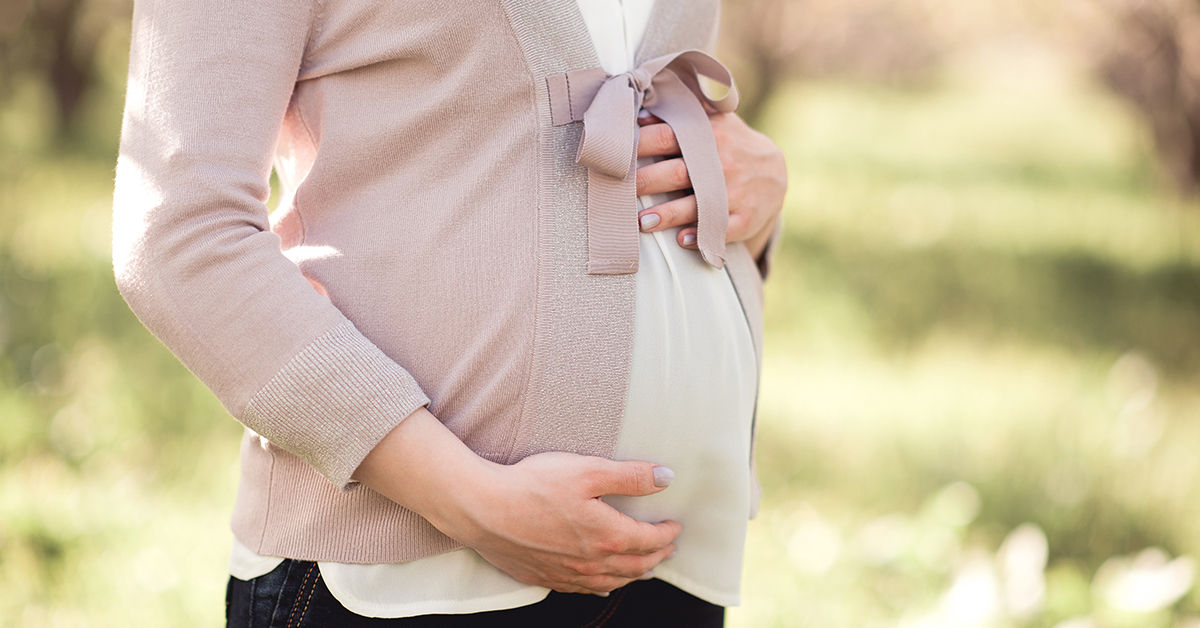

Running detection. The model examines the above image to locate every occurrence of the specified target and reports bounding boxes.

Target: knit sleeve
[111,0,430,489]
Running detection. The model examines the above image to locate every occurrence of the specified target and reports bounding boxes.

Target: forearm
[351,406,498,544]
[349,405,681,596]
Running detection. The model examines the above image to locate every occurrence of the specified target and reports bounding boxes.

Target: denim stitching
[581,587,628,628]
[287,563,317,628]
[295,572,320,627]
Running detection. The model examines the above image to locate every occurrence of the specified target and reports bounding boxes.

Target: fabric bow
[546,49,740,274]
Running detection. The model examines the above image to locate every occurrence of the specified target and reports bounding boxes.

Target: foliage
[730,63,1200,627]
[720,0,950,122]
[0,0,130,141]
[1061,0,1200,195]
[2,8,1200,628]
[719,0,1200,195]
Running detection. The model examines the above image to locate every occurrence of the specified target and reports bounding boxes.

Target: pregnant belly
[602,226,759,568]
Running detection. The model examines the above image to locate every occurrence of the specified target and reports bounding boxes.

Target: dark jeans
[226,558,725,627]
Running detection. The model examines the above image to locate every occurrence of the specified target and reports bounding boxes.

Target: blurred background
[1,0,1198,625]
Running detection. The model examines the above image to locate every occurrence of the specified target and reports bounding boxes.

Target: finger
[587,459,674,497]
[677,227,697,249]
[638,194,696,233]
[551,582,610,596]
[635,157,691,196]
[555,571,630,596]
[578,574,633,596]
[602,543,676,577]
[671,216,757,245]
[636,122,680,158]
[637,110,664,125]
[615,519,683,555]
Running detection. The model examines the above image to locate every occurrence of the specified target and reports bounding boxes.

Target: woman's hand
[634,111,787,261]
[462,452,680,596]
[352,407,681,596]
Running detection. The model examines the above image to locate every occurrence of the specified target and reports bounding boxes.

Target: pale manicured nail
[638,570,656,580]
[681,233,696,246]
[668,549,677,559]
[639,213,661,231]
[638,109,652,118]
[596,591,610,598]
[652,466,675,487]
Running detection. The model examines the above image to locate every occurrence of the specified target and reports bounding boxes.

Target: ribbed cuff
[239,319,431,489]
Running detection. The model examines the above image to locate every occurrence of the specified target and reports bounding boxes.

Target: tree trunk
[34,0,93,140]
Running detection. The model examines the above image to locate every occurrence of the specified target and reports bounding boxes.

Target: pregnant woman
[111,0,786,625]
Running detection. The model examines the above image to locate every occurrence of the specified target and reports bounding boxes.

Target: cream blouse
[229,0,758,615]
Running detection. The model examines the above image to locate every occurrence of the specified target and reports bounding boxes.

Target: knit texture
[111,0,778,564]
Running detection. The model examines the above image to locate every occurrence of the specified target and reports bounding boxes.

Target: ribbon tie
[546,49,740,274]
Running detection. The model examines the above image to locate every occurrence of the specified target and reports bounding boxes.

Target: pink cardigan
[111,0,781,564]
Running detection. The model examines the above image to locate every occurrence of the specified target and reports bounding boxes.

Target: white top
[229,0,758,616]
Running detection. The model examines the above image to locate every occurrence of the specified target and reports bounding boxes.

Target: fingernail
[668,549,677,559]
[639,213,660,231]
[653,466,675,487]
[596,591,610,598]
[681,233,696,246]
[638,109,652,118]
[638,570,656,580]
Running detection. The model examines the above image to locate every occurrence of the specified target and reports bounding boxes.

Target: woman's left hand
[634,111,787,260]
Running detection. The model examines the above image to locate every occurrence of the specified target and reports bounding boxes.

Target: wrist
[351,406,501,544]
[420,453,505,545]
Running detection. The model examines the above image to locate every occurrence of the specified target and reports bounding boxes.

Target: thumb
[588,459,675,497]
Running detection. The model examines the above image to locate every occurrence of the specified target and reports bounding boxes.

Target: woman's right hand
[352,407,682,596]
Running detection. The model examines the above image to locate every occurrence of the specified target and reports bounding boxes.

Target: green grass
[3,59,1199,626]
[728,74,1200,627]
